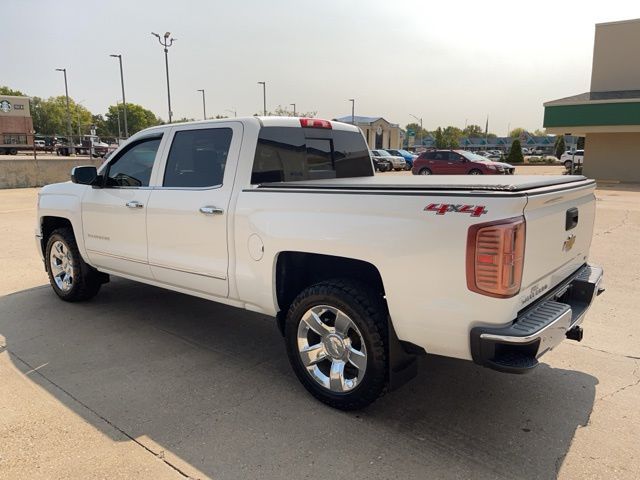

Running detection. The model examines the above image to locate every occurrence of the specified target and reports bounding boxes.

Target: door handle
[125,201,144,209]
[199,206,224,215]
[447,162,453,165]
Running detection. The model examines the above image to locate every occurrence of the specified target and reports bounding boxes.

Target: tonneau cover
[256,175,593,193]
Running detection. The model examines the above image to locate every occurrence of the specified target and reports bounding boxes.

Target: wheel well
[275,252,385,316]
[41,216,73,252]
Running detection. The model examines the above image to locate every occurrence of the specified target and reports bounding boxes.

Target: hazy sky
[3,0,639,134]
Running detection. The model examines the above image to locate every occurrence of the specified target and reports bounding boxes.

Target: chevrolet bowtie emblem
[563,234,576,252]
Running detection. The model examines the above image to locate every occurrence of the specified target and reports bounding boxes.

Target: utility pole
[109,54,128,137]
[152,32,176,123]
[290,103,296,116]
[348,99,355,124]
[257,82,266,116]
[55,68,75,155]
[410,113,422,146]
[197,89,206,120]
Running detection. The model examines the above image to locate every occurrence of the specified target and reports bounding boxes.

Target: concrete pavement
[0,181,638,479]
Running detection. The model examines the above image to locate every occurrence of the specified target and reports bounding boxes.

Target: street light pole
[55,68,75,155]
[152,32,176,123]
[225,109,237,117]
[290,103,296,116]
[257,82,266,116]
[348,99,355,124]
[109,54,128,137]
[116,101,122,140]
[197,89,206,120]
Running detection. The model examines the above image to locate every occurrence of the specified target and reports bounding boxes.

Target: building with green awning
[543,18,640,182]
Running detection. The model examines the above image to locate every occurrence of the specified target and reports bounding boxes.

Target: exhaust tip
[566,325,584,342]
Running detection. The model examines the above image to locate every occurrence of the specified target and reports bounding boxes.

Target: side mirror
[71,166,99,186]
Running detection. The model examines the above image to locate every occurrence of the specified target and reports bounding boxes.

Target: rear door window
[163,128,232,188]
[251,127,372,183]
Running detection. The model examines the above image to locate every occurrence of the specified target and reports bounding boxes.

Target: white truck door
[145,122,242,297]
[81,134,165,279]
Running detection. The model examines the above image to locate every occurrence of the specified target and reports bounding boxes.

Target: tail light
[299,118,332,129]
[466,216,525,298]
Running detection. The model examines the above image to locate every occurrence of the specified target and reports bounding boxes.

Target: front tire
[45,228,103,302]
[469,169,482,175]
[285,279,388,410]
[419,168,432,175]
[564,160,573,170]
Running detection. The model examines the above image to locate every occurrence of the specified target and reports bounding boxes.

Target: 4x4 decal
[424,203,487,217]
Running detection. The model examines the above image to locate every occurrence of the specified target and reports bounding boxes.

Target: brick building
[0,95,33,154]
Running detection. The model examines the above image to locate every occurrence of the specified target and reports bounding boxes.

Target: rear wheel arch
[274,252,386,330]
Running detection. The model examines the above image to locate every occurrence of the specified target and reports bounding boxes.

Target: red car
[411,150,515,175]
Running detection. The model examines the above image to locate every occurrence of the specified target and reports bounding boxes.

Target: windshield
[397,149,412,156]
[375,150,391,157]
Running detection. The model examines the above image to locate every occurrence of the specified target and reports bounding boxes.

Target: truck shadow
[0,278,596,480]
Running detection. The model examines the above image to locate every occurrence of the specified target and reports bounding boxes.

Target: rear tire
[564,160,573,170]
[45,228,103,302]
[419,168,432,175]
[284,279,388,410]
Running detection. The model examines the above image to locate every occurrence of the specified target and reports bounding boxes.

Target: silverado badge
[563,234,576,252]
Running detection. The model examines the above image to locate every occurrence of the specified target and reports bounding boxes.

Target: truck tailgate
[520,181,596,306]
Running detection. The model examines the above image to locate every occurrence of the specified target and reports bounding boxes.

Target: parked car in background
[370,149,406,171]
[560,150,584,169]
[412,150,515,175]
[531,148,545,155]
[34,140,46,150]
[385,149,416,169]
[371,155,392,172]
[522,147,531,155]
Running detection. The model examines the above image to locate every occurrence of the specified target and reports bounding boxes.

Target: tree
[434,127,445,148]
[405,122,429,142]
[463,124,484,138]
[254,105,316,117]
[509,127,526,138]
[0,86,26,96]
[432,126,461,148]
[554,135,565,159]
[507,139,524,163]
[533,128,546,136]
[104,103,162,137]
[31,96,91,136]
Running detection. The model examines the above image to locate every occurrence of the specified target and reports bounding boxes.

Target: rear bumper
[470,264,604,374]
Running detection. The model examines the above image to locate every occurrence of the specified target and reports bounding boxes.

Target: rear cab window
[251,127,372,183]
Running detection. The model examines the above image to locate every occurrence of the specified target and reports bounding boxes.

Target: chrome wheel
[49,240,74,292]
[297,305,367,393]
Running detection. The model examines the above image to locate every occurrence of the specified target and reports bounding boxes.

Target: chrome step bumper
[470,264,604,374]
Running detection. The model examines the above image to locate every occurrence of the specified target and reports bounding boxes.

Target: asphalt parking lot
[1,173,639,479]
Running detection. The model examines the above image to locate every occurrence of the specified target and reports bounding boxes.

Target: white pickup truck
[36,117,604,410]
